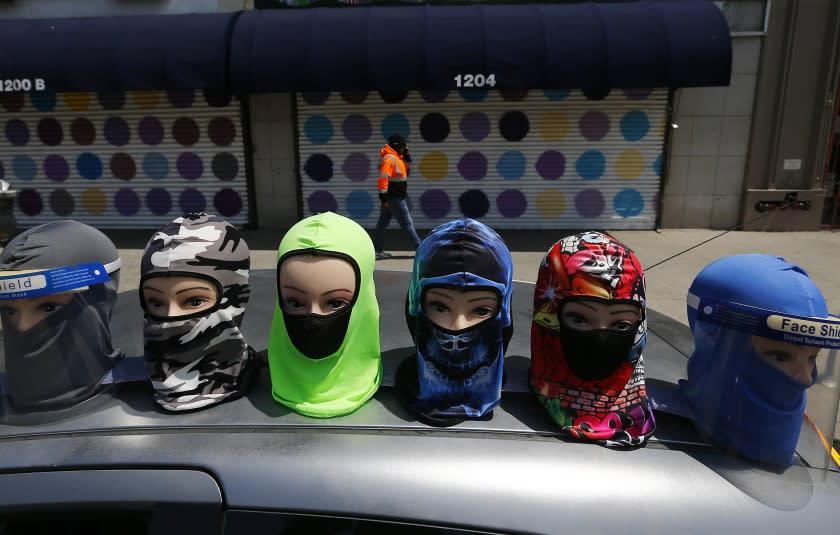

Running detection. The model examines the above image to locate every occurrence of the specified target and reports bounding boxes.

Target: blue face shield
[680,254,833,466]
[400,219,513,425]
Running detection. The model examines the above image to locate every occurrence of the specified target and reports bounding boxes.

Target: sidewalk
[110,227,840,443]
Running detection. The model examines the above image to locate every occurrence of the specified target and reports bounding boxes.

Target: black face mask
[282,307,353,359]
[2,297,117,409]
[557,323,638,381]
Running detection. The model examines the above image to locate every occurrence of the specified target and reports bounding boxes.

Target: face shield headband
[0,259,121,301]
[687,292,840,350]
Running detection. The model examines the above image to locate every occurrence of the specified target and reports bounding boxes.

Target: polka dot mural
[0,90,248,226]
[296,89,665,229]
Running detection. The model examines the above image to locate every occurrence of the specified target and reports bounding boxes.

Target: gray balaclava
[140,213,256,412]
[0,220,122,409]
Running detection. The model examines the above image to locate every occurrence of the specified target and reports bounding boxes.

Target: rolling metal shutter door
[296,89,666,230]
[0,90,249,228]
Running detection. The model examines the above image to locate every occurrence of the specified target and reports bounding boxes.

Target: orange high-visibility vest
[378,144,408,195]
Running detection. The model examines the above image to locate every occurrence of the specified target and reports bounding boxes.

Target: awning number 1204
[454,74,496,88]
[1,79,46,92]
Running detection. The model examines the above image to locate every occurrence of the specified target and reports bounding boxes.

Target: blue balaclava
[680,254,828,466]
[402,218,513,424]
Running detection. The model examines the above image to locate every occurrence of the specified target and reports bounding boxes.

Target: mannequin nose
[793,362,815,386]
[452,315,470,331]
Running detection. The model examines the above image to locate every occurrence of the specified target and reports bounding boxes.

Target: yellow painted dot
[64,93,91,111]
[419,152,448,181]
[540,111,569,141]
[659,115,666,137]
[615,150,645,179]
[81,188,107,216]
[131,91,161,108]
[535,190,566,217]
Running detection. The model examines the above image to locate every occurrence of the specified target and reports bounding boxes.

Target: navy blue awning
[0,12,240,92]
[230,0,732,92]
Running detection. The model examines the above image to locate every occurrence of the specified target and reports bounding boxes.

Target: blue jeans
[373,194,421,252]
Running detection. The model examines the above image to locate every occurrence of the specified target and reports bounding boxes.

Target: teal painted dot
[12,155,36,181]
[614,188,644,218]
[30,92,57,112]
[496,151,526,180]
[381,113,410,141]
[76,152,103,180]
[304,115,334,145]
[544,89,570,101]
[143,153,169,179]
[459,88,487,103]
[576,150,606,180]
[653,153,663,176]
[346,190,374,219]
[619,111,650,141]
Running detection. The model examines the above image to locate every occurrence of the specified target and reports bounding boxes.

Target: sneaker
[375,251,392,260]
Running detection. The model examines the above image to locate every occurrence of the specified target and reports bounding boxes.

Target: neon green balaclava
[268,212,381,417]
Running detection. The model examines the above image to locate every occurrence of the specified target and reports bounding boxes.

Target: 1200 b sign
[0,79,46,92]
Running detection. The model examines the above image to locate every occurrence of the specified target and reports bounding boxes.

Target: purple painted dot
[302,92,330,105]
[173,117,200,146]
[458,190,490,219]
[307,190,338,214]
[535,151,566,180]
[104,117,130,146]
[49,189,74,217]
[341,91,368,105]
[419,189,451,219]
[203,89,232,108]
[342,153,370,182]
[179,188,207,213]
[71,118,96,145]
[342,115,372,144]
[624,88,653,100]
[177,152,204,180]
[98,92,125,110]
[146,187,172,215]
[457,151,488,181]
[214,188,242,217]
[575,189,605,218]
[17,188,43,216]
[138,116,164,146]
[499,111,529,142]
[115,188,140,216]
[497,189,527,218]
[420,90,449,103]
[167,90,195,108]
[304,154,333,182]
[579,111,610,141]
[460,112,490,142]
[5,119,29,146]
[44,155,69,182]
[583,88,611,101]
[37,118,63,146]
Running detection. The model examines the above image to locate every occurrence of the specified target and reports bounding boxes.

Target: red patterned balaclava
[530,231,655,446]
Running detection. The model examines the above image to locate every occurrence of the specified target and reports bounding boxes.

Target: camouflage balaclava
[140,213,257,412]
[530,232,655,446]
[0,220,122,410]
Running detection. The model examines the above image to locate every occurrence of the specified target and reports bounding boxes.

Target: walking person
[373,134,422,260]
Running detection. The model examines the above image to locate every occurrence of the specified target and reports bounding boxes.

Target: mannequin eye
[473,306,495,318]
[327,298,350,310]
[612,320,635,332]
[146,297,164,308]
[428,300,450,314]
[38,302,63,314]
[185,296,211,308]
[563,312,587,325]
[285,297,303,309]
[0,306,17,318]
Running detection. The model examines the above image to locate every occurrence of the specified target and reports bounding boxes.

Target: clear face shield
[684,292,840,471]
[0,260,121,415]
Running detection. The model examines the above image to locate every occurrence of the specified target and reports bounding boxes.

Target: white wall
[662,36,762,229]
[248,93,299,229]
